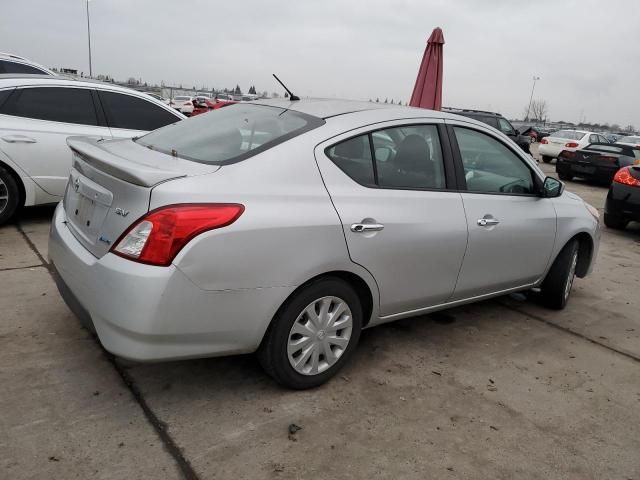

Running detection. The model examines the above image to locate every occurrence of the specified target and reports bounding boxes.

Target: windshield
[552,130,586,140]
[136,104,324,165]
[619,136,640,144]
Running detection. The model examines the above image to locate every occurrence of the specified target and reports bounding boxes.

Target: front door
[0,86,111,198]
[315,121,468,317]
[447,124,557,300]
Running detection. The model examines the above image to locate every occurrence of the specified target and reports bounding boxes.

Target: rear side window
[0,60,46,75]
[136,104,323,165]
[99,91,179,131]
[497,118,515,135]
[4,87,97,125]
[326,135,375,186]
[326,124,447,190]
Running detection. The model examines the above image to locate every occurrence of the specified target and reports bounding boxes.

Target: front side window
[326,124,447,190]
[99,91,179,131]
[137,104,323,165]
[4,87,97,125]
[454,127,535,195]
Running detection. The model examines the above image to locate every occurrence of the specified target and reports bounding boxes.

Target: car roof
[250,98,473,121]
[0,74,152,94]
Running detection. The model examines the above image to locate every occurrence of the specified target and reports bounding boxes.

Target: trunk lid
[64,136,219,258]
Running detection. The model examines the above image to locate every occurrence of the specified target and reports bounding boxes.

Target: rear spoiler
[67,136,190,187]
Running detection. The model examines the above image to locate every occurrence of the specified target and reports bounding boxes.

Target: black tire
[542,155,553,163]
[0,165,20,226]
[540,240,579,310]
[257,277,362,389]
[604,213,628,230]
[558,171,573,181]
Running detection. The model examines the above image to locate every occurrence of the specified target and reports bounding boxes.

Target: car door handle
[477,217,500,227]
[351,223,385,233]
[2,135,37,143]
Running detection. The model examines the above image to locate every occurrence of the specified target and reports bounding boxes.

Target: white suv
[0,75,185,224]
[0,52,55,76]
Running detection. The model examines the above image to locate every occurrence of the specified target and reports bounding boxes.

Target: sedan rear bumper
[49,203,293,361]
[556,159,618,184]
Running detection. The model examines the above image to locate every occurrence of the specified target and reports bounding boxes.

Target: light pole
[86,0,92,78]
[525,75,540,121]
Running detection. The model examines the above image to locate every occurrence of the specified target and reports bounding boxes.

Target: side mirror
[542,176,564,198]
[514,129,520,136]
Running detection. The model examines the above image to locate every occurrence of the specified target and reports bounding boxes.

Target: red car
[191,97,236,116]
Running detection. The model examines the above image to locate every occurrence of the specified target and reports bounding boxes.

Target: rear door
[315,120,468,317]
[97,90,182,138]
[447,122,556,299]
[0,85,111,197]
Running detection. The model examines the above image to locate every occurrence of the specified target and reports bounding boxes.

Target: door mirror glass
[542,176,564,198]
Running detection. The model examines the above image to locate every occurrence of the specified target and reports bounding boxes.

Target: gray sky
[2,0,639,126]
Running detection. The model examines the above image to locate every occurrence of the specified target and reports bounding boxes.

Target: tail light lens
[613,167,640,187]
[540,138,548,144]
[185,101,192,106]
[559,150,576,159]
[565,142,579,148]
[112,204,244,266]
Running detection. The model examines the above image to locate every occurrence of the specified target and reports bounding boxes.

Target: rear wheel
[258,277,362,389]
[542,155,553,163]
[0,166,20,226]
[540,240,579,310]
[604,213,628,230]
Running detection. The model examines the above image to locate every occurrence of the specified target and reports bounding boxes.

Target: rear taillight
[540,138,548,144]
[565,142,579,148]
[111,204,244,266]
[559,150,576,159]
[185,101,192,106]
[613,167,640,187]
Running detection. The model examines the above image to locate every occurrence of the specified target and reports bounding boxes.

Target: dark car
[556,143,640,184]
[443,108,531,153]
[522,126,551,142]
[604,165,640,229]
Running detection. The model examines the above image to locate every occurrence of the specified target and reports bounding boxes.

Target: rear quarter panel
[149,133,380,310]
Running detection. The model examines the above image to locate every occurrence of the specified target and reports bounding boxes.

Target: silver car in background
[49,100,600,389]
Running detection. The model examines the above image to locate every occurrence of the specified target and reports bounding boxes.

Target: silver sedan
[49,99,600,389]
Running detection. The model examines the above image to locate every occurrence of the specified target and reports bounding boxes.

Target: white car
[172,96,194,115]
[0,75,185,224]
[538,130,609,163]
[0,52,55,76]
[615,135,640,148]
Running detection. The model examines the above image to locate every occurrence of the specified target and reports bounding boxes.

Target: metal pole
[525,76,539,122]
[86,0,92,78]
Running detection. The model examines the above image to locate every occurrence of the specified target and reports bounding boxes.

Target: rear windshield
[175,96,190,101]
[552,130,586,140]
[136,104,324,165]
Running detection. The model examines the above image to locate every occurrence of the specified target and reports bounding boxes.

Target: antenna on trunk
[272,74,300,101]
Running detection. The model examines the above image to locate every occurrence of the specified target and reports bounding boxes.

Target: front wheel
[542,155,553,163]
[540,240,579,310]
[258,277,362,389]
[0,166,20,226]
